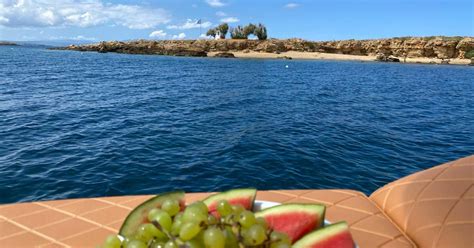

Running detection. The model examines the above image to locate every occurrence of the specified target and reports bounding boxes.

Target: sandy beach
[208,51,472,65]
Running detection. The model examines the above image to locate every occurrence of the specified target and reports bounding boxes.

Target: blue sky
[0,0,472,42]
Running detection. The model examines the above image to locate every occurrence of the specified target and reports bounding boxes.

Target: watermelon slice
[255,204,325,243]
[293,222,355,248]
[203,188,257,214]
[119,191,185,237]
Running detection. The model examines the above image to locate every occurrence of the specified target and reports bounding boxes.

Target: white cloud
[205,0,225,7]
[46,35,96,41]
[71,35,96,40]
[220,17,239,23]
[199,34,213,39]
[284,3,300,8]
[172,33,186,40]
[0,0,171,29]
[216,11,227,17]
[167,19,212,30]
[149,30,167,38]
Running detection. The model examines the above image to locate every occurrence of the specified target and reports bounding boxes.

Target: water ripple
[0,47,473,203]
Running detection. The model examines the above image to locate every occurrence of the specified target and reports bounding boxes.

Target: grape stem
[151,220,175,241]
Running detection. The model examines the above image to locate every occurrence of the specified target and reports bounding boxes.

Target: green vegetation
[206,29,216,38]
[206,23,229,39]
[253,23,267,40]
[243,24,256,37]
[206,23,267,40]
[217,23,229,39]
[465,49,474,59]
[230,25,246,39]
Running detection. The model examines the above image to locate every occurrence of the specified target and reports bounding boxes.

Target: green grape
[217,200,232,216]
[149,240,166,248]
[174,212,183,222]
[271,243,291,248]
[164,241,178,248]
[255,217,268,229]
[186,238,204,248]
[207,214,218,225]
[150,209,173,231]
[231,205,244,215]
[135,223,165,242]
[103,235,121,248]
[188,201,209,214]
[171,218,183,236]
[203,227,225,248]
[244,224,267,245]
[179,222,202,241]
[238,210,256,228]
[162,199,181,216]
[183,206,207,224]
[270,232,291,245]
[122,237,132,247]
[223,227,239,248]
[148,208,164,221]
[126,240,147,248]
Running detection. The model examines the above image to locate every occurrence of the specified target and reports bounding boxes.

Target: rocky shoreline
[54,36,474,65]
[0,41,18,46]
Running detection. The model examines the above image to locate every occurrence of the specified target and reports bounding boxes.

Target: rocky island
[55,36,474,65]
[0,41,18,46]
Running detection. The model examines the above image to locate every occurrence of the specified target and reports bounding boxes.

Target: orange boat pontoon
[0,155,472,247]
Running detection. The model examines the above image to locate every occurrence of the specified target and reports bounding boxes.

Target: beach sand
[208,51,471,65]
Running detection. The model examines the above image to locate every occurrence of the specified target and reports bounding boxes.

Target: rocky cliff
[57,36,473,59]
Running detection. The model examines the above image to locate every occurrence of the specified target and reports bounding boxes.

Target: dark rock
[277,56,293,60]
[172,50,207,57]
[387,55,400,62]
[376,53,400,62]
[214,52,235,58]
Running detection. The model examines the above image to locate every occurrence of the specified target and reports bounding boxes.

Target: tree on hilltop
[206,28,217,38]
[230,26,246,39]
[206,23,229,39]
[217,23,229,39]
[243,24,256,37]
[254,23,267,40]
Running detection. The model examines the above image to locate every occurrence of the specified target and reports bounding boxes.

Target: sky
[0,0,472,42]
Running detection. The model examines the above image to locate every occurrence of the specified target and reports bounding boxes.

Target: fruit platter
[100,189,356,248]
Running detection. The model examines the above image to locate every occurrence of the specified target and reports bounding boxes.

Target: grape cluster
[101,199,291,248]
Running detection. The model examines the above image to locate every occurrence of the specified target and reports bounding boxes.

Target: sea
[1,45,473,204]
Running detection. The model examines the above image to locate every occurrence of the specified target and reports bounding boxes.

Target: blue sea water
[0,46,473,204]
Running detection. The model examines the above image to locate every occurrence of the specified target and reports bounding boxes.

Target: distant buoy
[285,65,289,68]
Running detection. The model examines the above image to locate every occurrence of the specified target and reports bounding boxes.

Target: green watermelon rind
[292,221,352,248]
[255,203,326,228]
[203,188,257,210]
[119,191,185,237]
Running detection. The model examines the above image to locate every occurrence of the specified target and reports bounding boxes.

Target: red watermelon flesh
[203,188,257,214]
[293,222,354,248]
[255,204,325,243]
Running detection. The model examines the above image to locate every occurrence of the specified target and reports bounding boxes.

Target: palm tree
[217,23,229,39]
